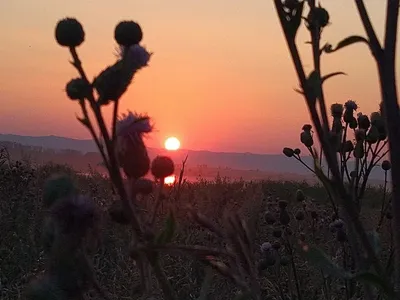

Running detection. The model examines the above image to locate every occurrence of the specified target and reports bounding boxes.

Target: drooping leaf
[323,35,369,54]
[321,72,347,85]
[155,211,176,245]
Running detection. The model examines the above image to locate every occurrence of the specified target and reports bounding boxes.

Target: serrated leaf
[301,244,351,279]
[155,212,176,245]
[321,72,347,85]
[323,35,369,54]
[366,230,381,255]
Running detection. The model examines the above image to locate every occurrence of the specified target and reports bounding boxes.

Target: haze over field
[0,1,396,155]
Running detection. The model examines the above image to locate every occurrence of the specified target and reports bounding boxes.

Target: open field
[0,160,392,300]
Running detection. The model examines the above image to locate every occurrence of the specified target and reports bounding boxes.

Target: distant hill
[0,133,389,183]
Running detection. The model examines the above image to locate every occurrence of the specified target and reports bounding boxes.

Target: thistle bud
[307,7,330,29]
[366,126,379,144]
[294,148,301,155]
[114,21,143,47]
[382,160,391,171]
[344,100,358,111]
[300,130,313,147]
[357,114,370,130]
[65,78,88,100]
[55,18,85,47]
[355,129,366,142]
[283,147,295,157]
[302,124,312,131]
[151,156,175,179]
[331,103,344,118]
[354,141,364,159]
[349,117,358,129]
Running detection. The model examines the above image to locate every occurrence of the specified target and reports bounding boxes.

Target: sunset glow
[164,137,181,151]
[164,175,176,186]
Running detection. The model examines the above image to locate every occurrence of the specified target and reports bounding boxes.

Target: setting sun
[164,175,176,186]
[164,137,180,151]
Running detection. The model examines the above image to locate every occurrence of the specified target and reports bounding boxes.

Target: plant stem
[149,256,177,300]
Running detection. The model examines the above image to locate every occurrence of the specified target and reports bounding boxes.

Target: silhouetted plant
[275,0,400,299]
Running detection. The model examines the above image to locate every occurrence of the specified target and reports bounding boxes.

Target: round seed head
[55,18,85,47]
[65,78,88,100]
[114,21,143,47]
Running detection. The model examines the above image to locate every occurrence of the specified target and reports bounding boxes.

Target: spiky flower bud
[114,21,143,47]
[357,114,370,130]
[55,18,85,47]
[344,100,358,111]
[296,189,305,202]
[65,78,88,100]
[300,130,313,147]
[116,112,152,179]
[331,103,344,118]
[382,160,391,171]
[283,147,294,157]
[151,156,175,179]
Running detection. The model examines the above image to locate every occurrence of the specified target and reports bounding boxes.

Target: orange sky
[0,1,397,153]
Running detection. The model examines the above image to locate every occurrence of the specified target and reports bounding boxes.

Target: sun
[164,136,180,151]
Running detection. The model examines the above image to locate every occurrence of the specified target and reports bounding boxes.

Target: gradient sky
[0,1,397,153]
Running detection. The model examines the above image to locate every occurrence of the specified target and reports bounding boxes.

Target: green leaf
[366,230,381,255]
[323,35,369,54]
[321,72,347,85]
[196,267,214,300]
[301,244,351,279]
[155,212,176,245]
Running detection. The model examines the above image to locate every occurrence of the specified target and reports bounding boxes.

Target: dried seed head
[283,147,294,158]
[331,103,344,118]
[114,21,143,47]
[382,160,391,171]
[55,18,85,47]
[151,156,175,179]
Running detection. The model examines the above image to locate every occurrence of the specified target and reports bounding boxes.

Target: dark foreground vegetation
[0,157,392,300]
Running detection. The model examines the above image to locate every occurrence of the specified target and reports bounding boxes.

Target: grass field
[0,160,392,300]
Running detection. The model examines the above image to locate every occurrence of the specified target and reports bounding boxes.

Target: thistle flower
[344,100,358,110]
[55,18,85,47]
[117,44,151,70]
[330,103,343,118]
[116,111,152,179]
[114,21,143,47]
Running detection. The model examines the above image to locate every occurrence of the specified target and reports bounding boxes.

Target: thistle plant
[275,0,400,298]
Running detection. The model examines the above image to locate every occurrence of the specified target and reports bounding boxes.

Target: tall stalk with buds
[274,0,400,298]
